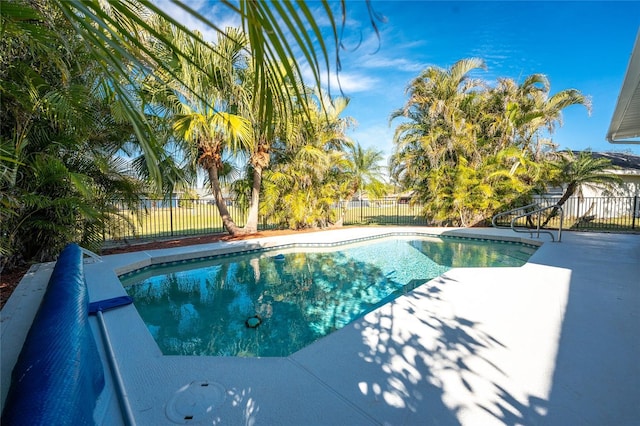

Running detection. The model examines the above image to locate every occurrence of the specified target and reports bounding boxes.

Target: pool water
[122,236,536,357]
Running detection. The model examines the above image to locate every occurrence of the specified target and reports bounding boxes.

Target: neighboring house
[382,192,415,204]
[195,188,234,206]
[582,152,640,197]
[196,188,215,205]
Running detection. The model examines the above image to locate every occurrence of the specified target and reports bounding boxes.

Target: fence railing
[495,196,639,232]
[335,199,428,227]
[103,196,638,242]
[103,198,428,242]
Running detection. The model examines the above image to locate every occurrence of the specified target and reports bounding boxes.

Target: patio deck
[1,227,639,425]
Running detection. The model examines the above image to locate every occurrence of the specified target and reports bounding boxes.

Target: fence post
[169,197,174,237]
[633,196,638,230]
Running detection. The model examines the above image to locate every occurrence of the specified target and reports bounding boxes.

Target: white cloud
[359,56,425,73]
[332,72,379,94]
[152,0,240,42]
[300,63,378,94]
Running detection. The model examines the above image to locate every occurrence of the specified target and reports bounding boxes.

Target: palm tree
[39,0,382,182]
[335,143,387,225]
[390,57,591,226]
[390,58,487,225]
[241,61,300,234]
[541,150,621,227]
[261,91,354,229]
[344,143,387,201]
[149,25,253,235]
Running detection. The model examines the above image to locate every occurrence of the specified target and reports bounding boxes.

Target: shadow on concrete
[533,233,640,424]
[295,272,552,425]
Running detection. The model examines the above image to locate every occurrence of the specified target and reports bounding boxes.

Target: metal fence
[496,196,639,232]
[103,198,428,242]
[103,196,638,242]
[105,199,247,241]
[336,199,428,226]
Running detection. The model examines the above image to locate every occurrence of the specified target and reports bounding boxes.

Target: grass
[105,203,428,241]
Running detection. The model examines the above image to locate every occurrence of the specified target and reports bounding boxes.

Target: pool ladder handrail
[492,203,563,242]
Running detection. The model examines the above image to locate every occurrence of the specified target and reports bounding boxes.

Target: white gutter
[607,29,640,144]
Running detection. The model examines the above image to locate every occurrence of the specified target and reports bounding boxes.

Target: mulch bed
[1,265,31,310]
[0,228,327,310]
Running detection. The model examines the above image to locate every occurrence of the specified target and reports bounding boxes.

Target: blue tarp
[2,243,105,425]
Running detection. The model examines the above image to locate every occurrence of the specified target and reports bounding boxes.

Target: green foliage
[391,58,590,226]
[1,3,144,268]
[540,150,622,227]
[344,143,387,199]
[0,0,388,264]
[260,92,354,229]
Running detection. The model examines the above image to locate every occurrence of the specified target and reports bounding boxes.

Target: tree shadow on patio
[341,274,549,424]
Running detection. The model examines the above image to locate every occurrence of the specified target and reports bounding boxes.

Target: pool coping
[117,229,540,282]
[2,226,638,425]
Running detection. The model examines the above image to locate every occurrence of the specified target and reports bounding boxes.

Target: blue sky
[159,1,640,159]
[331,1,640,159]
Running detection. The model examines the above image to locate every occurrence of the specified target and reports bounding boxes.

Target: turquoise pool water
[121,235,537,357]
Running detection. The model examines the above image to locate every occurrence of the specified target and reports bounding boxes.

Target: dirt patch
[0,228,327,310]
[1,265,31,310]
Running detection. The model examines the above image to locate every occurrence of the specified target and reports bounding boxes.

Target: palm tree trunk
[541,183,576,228]
[335,199,349,227]
[336,185,359,227]
[243,165,262,234]
[206,166,242,236]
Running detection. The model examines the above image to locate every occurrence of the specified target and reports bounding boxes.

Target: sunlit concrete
[2,227,638,425]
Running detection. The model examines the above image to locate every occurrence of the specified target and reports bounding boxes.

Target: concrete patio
[2,227,639,425]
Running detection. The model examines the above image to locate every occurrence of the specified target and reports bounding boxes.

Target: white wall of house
[538,169,640,219]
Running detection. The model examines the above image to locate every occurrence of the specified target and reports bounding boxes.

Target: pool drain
[245,315,262,328]
[166,380,226,424]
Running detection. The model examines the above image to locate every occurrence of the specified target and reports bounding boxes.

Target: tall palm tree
[149,25,253,235]
[241,60,300,234]
[40,0,381,182]
[334,143,387,225]
[261,91,354,229]
[390,58,487,225]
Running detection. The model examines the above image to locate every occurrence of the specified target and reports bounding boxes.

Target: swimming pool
[120,234,537,357]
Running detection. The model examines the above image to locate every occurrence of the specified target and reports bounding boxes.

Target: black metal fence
[337,199,428,226]
[105,199,248,241]
[103,196,638,242]
[496,196,639,232]
[103,198,428,242]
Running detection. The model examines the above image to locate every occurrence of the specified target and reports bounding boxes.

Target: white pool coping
[2,227,639,425]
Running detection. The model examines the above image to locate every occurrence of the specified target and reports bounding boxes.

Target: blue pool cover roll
[2,243,105,425]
